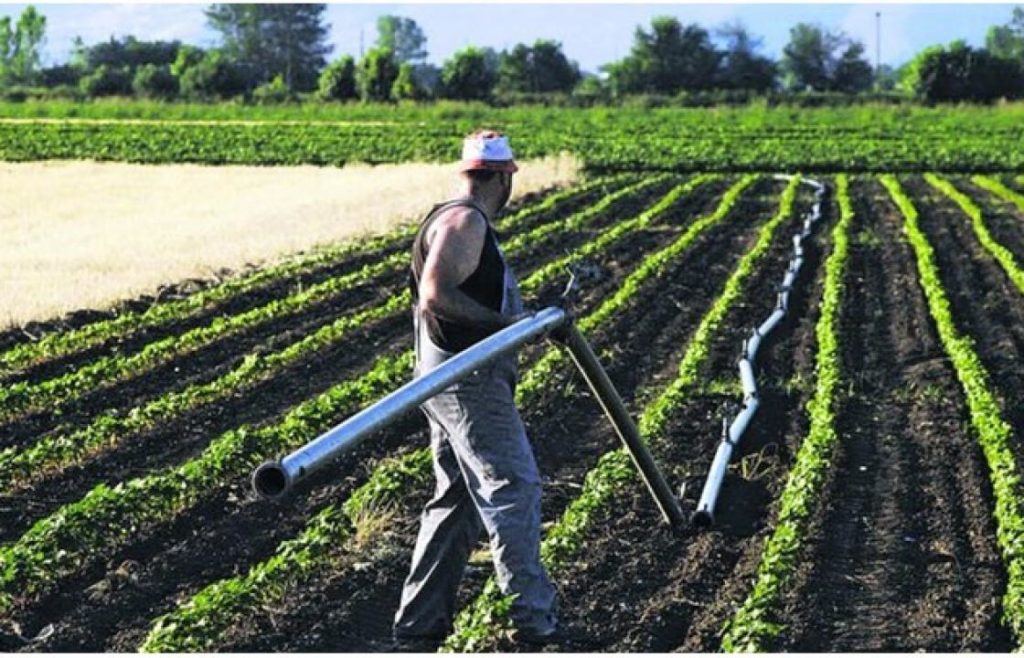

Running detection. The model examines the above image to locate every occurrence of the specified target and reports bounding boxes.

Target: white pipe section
[739,359,758,399]
[692,176,827,527]
[693,397,761,525]
[746,330,763,363]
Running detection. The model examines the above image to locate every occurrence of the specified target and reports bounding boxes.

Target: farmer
[393,130,561,648]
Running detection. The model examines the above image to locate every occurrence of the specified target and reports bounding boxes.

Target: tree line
[2,4,1023,105]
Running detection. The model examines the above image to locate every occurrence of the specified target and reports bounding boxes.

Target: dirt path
[0,156,578,328]
[771,177,1008,652]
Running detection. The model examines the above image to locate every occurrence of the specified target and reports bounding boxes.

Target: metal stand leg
[554,322,686,528]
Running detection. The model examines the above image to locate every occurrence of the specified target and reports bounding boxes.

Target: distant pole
[875,12,881,79]
[360,28,365,57]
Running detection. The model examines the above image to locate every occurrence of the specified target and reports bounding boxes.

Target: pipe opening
[253,461,289,499]
[691,509,714,529]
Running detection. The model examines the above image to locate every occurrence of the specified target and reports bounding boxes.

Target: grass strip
[0,174,692,620]
[136,175,735,652]
[0,174,631,378]
[879,175,1024,648]
[0,175,658,493]
[0,175,651,422]
[443,174,789,652]
[926,174,1024,298]
[718,174,852,652]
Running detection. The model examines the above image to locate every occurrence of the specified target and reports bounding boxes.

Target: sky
[0,2,1019,74]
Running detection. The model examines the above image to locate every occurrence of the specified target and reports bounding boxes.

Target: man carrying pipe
[392,130,563,649]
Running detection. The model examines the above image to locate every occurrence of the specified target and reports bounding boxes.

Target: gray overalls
[393,200,558,639]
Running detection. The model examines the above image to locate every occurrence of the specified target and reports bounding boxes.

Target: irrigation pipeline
[692,175,827,527]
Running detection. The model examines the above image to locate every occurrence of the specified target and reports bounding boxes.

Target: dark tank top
[409,199,506,353]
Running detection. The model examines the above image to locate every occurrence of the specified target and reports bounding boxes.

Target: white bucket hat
[459,130,519,173]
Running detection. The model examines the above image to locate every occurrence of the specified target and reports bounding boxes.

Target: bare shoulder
[427,204,487,244]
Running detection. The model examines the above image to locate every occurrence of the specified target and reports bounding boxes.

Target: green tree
[391,62,427,100]
[78,64,132,97]
[132,63,179,99]
[497,39,580,94]
[0,5,46,85]
[375,15,427,64]
[913,41,1023,103]
[715,21,777,92]
[986,7,1024,61]
[204,3,331,91]
[832,41,874,93]
[318,55,356,101]
[76,36,179,72]
[781,23,872,92]
[440,45,497,100]
[170,44,205,79]
[603,16,722,96]
[357,46,399,101]
[178,49,248,100]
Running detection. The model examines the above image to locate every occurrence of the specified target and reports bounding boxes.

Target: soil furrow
[769,177,1008,652]
[518,180,831,654]
[1,176,735,652]
[907,176,1024,478]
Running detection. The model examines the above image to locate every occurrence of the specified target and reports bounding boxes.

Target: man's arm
[418,208,519,330]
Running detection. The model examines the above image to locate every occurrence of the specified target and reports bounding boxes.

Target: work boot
[514,623,585,649]
[389,631,447,652]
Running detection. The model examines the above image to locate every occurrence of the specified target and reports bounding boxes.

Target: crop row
[4,120,1024,172]
[719,174,852,651]
[0,173,632,379]
[880,176,1024,648]
[925,174,1024,298]
[0,174,660,423]
[0,174,705,620]
[0,174,667,495]
[972,175,1024,216]
[136,175,754,652]
[443,174,796,651]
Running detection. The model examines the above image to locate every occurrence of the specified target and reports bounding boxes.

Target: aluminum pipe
[252,307,568,499]
[738,359,757,400]
[692,397,760,527]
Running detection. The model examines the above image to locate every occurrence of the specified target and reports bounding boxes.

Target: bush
[252,74,295,104]
[132,64,179,100]
[318,56,356,101]
[79,65,133,97]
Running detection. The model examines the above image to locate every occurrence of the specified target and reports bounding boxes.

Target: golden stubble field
[0,153,579,328]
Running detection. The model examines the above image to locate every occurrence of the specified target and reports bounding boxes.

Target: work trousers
[392,352,558,638]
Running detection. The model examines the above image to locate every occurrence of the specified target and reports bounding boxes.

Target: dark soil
[0,174,734,652]
[536,178,833,654]
[769,176,1009,652]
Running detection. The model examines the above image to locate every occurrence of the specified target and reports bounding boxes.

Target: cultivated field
[1,105,1024,652]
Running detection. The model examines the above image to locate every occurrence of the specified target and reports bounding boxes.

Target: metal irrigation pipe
[252,306,685,528]
[692,177,827,528]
